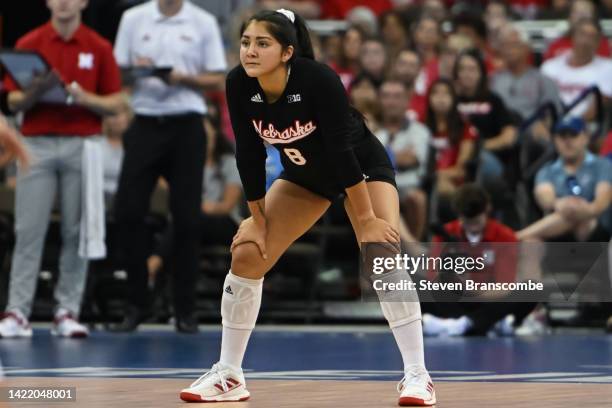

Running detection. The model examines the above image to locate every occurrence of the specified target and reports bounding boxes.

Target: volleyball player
[180,9,435,406]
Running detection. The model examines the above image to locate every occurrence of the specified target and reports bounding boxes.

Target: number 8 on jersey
[283,148,307,165]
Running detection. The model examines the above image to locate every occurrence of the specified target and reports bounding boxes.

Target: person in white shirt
[541,17,612,120]
[111,0,227,333]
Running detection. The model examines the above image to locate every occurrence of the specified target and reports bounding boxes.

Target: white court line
[529,376,612,383]
[434,372,601,381]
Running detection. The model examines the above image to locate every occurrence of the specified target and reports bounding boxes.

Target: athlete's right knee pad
[221,270,264,330]
[375,269,422,329]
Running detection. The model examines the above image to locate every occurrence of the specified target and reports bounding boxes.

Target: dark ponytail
[240,9,314,61]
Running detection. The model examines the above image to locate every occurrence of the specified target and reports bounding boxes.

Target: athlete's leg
[344,181,425,365]
[345,181,435,406]
[220,179,329,367]
[181,180,330,402]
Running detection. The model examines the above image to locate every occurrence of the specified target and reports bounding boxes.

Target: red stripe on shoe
[399,396,435,406]
[214,383,224,391]
[227,378,239,386]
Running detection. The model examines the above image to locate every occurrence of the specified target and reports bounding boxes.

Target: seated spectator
[422,183,537,336]
[329,26,366,90]
[101,105,131,207]
[437,33,473,80]
[390,48,426,121]
[543,0,610,61]
[345,6,379,36]
[374,78,431,240]
[379,10,410,62]
[349,72,380,116]
[485,1,515,47]
[425,79,477,203]
[493,23,562,191]
[147,116,243,284]
[455,49,518,187]
[452,12,498,74]
[359,37,388,85]
[411,15,443,101]
[541,18,612,121]
[493,24,562,122]
[517,117,612,242]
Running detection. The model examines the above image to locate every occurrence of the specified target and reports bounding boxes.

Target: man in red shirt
[0,0,124,339]
[422,184,537,336]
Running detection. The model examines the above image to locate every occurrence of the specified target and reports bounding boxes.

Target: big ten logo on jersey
[287,93,301,103]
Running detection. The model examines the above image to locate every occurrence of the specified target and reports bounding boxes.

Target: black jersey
[226,57,386,201]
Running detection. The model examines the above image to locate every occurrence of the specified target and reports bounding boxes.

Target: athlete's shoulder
[293,57,340,81]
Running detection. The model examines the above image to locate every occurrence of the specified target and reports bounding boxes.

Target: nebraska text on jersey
[252,119,317,144]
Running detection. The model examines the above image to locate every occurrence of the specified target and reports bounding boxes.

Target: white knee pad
[376,269,422,328]
[221,271,263,330]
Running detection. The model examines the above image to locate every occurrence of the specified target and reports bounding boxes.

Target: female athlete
[180,9,435,406]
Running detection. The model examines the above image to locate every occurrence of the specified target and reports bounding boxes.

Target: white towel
[79,137,106,259]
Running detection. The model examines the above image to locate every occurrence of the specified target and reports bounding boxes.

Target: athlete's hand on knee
[360,217,400,244]
[231,217,268,260]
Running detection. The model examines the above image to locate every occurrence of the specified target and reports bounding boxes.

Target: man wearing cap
[517,117,612,242]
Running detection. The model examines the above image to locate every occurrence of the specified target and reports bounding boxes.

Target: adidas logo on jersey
[225,285,233,295]
[251,93,263,103]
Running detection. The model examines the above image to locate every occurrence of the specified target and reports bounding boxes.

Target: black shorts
[278,134,397,201]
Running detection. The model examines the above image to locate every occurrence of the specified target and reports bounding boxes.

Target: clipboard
[0,49,70,104]
[120,66,173,86]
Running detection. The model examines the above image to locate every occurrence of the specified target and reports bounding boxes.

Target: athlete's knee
[231,243,268,278]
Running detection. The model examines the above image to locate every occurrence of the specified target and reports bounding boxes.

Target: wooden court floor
[4,377,611,408]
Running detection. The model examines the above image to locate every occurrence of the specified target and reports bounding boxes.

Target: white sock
[392,319,426,370]
[219,326,251,371]
[218,271,263,371]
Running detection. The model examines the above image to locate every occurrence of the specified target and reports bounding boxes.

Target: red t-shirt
[408,93,427,123]
[432,219,518,283]
[4,22,121,136]
[436,219,517,243]
[319,0,393,19]
[543,35,611,61]
[430,123,477,170]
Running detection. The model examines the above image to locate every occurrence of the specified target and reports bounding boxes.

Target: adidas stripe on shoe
[180,362,250,402]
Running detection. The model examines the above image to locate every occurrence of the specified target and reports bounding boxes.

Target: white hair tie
[276,8,295,23]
